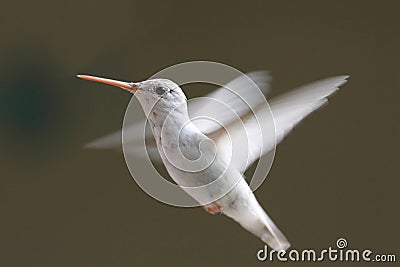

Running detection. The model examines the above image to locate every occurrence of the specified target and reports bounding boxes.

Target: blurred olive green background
[0,0,398,266]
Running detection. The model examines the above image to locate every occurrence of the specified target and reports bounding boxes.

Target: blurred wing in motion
[212,75,349,173]
[85,122,161,160]
[188,71,271,134]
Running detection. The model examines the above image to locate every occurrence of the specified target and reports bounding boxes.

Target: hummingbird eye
[155,86,166,96]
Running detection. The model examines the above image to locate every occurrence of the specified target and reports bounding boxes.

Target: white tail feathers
[221,182,290,251]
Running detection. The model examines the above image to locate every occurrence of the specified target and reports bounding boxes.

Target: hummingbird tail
[222,187,290,251]
[257,209,291,251]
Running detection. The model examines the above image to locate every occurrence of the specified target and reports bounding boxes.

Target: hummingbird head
[135,78,187,108]
[77,75,188,120]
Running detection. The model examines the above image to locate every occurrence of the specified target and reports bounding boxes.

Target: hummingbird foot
[202,203,222,215]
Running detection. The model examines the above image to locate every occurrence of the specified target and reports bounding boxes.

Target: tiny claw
[202,203,221,215]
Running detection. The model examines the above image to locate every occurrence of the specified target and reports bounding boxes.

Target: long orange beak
[77,74,138,92]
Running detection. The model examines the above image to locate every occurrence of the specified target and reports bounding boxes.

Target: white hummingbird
[78,72,348,251]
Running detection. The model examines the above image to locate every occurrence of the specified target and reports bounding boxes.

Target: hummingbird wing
[84,71,271,159]
[188,71,271,134]
[84,121,162,161]
[211,75,349,173]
